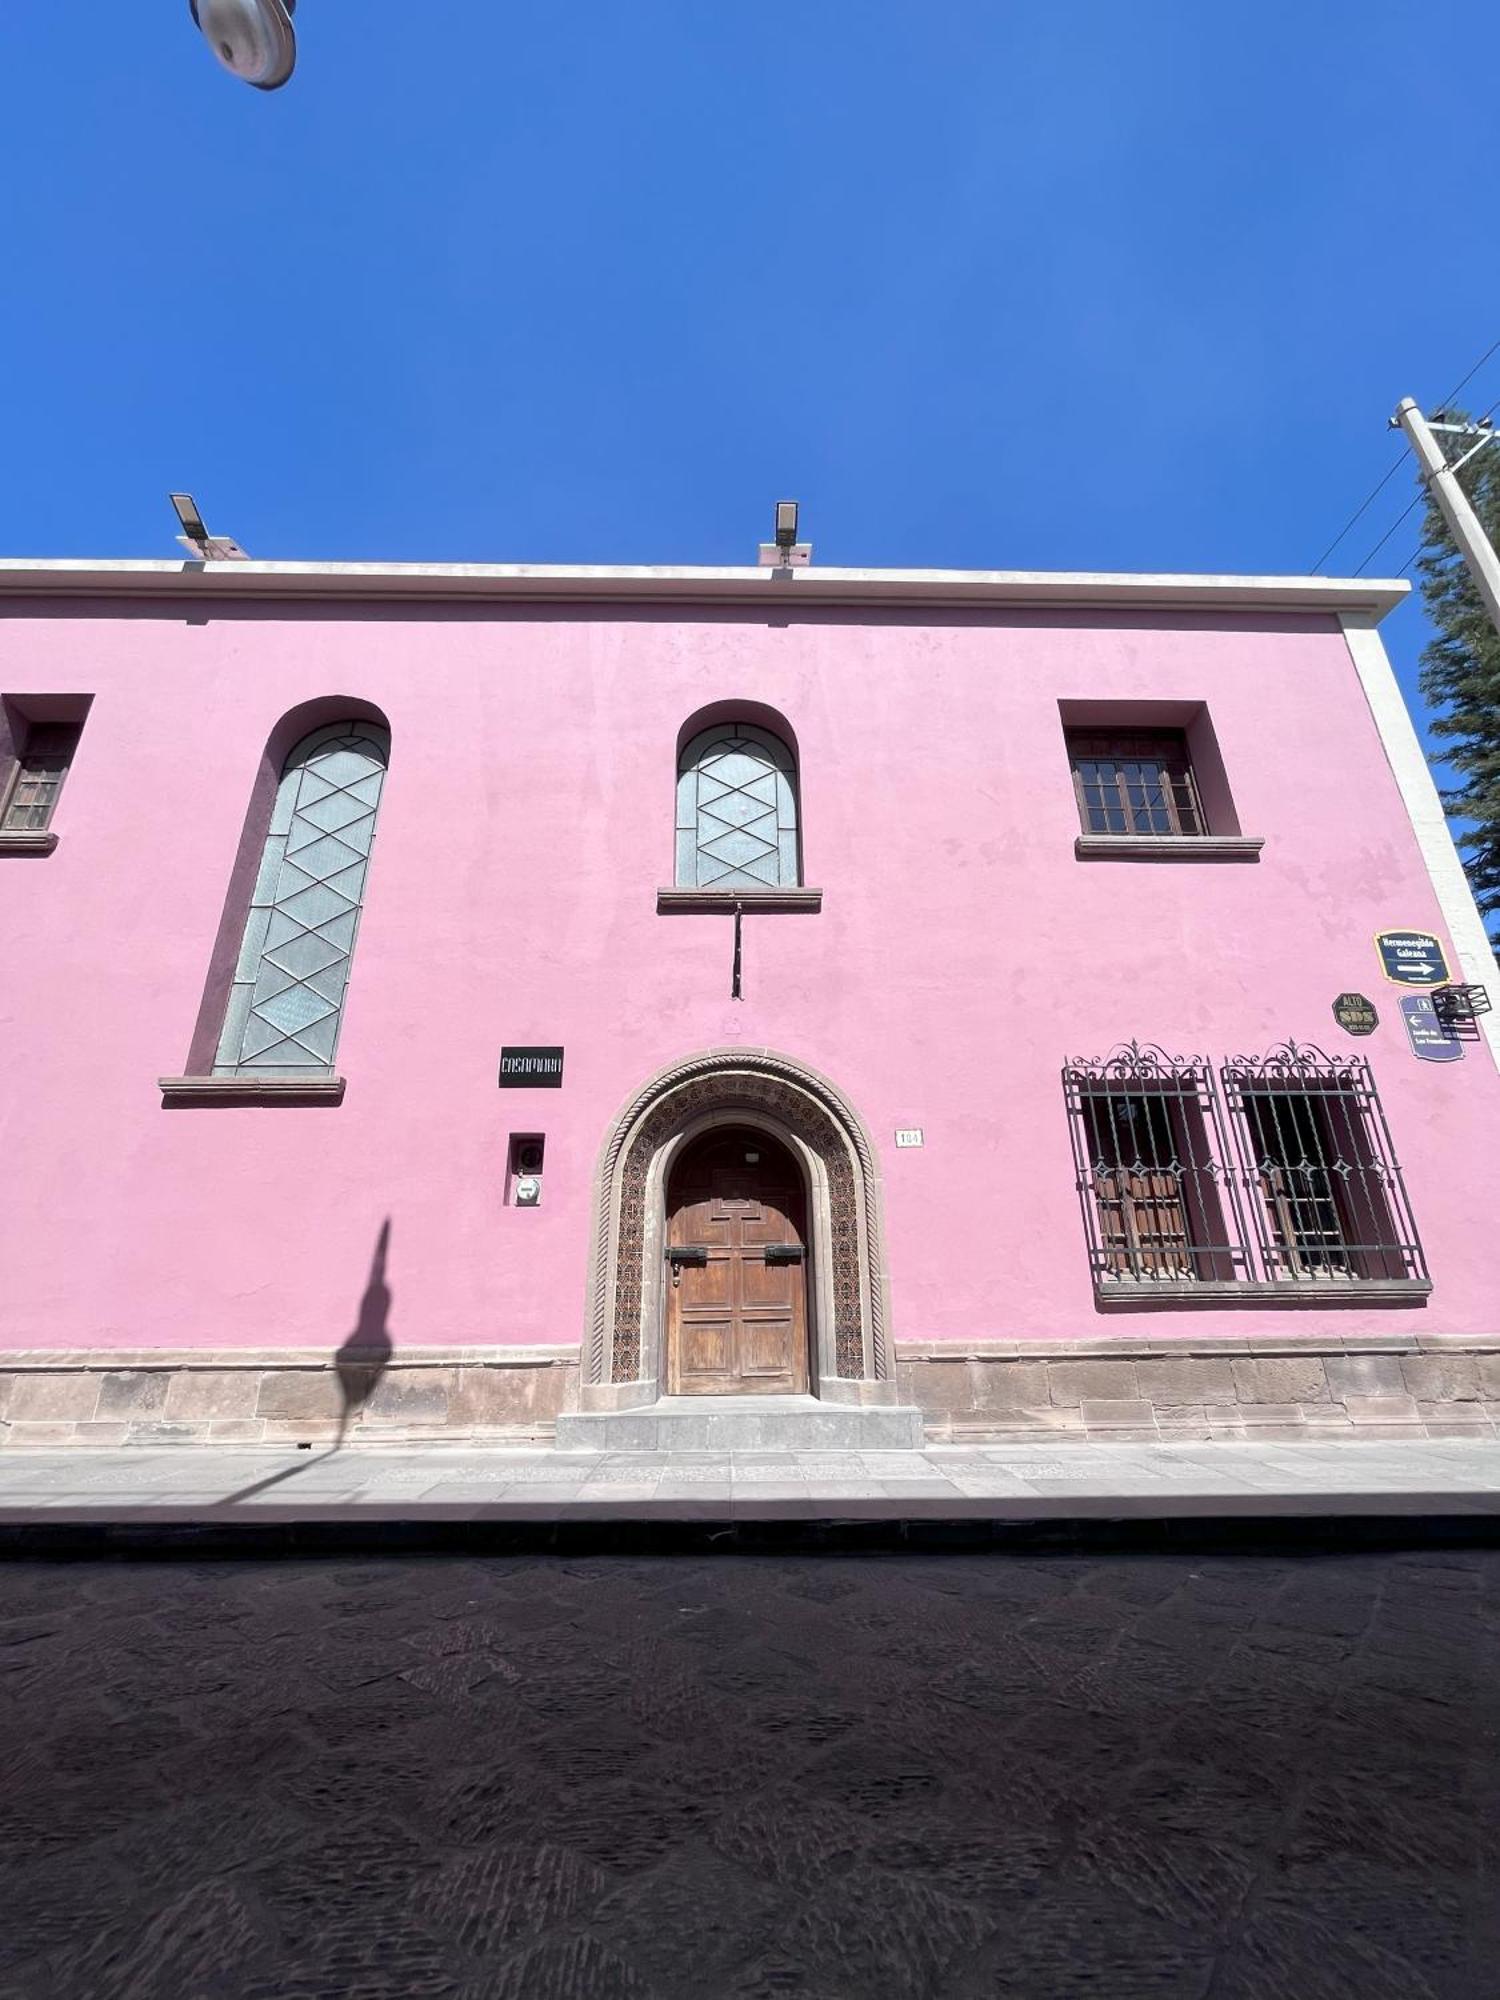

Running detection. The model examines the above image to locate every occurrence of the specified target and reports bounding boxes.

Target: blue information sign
[1399,994,1464,1063]
[1375,929,1450,988]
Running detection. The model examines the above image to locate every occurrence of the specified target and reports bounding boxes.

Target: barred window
[1220,1046,1427,1285]
[676,723,800,890]
[1067,728,1205,837]
[1065,1042,1429,1294]
[2,720,82,833]
[213,720,390,1076]
[1065,1046,1250,1287]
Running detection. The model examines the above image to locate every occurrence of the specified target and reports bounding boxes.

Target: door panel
[739,1317,798,1379]
[678,1318,735,1381]
[666,1131,809,1396]
[678,1254,735,1311]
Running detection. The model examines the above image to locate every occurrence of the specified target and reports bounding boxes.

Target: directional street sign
[1400,994,1464,1063]
[1375,930,1450,988]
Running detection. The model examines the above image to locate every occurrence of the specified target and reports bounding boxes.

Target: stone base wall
[6,1336,1499,1448]
[0,1348,579,1450]
[897,1337,1500,1442]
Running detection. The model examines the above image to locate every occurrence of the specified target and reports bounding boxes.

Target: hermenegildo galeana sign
[499,1047,564,1088]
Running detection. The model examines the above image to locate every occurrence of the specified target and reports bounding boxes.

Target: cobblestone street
[1,1542,1496,1998]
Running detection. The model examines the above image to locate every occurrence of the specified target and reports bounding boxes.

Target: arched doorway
[665,1127,810,1395]
[580,1048,895,1407]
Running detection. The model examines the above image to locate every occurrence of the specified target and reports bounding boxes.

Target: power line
[1353,492,1424,575]
[1309,335,1500,572]
[1439,336,1500,411]
[1309,457,1404,572]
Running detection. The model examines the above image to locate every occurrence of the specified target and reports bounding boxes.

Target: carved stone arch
[584,1049,892,1403]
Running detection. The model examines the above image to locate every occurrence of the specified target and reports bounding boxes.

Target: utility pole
[1391,397,1500,635]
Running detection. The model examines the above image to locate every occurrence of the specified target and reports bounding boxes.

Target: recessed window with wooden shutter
[1,719,83,833]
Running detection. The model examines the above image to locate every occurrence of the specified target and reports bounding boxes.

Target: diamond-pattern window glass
[675,724,800,889]
[214,722,390,1075]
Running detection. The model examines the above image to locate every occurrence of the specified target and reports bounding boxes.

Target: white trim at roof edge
[1340,611,1500,1074]
[0,558,1410,619]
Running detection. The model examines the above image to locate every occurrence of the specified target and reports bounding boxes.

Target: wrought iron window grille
[1219,1043,1428,1286]
[1062,1043,1254,1287]
[1064,1040,1429,1292]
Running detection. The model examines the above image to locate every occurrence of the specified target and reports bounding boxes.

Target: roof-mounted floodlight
[758,499,812,570]
[189,0,298,91]
[170,493,251,561]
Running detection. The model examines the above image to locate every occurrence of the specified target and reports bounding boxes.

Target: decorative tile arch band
[585,1050,890,1388]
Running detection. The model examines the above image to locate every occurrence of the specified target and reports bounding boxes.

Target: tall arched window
[213,720,390,1075]
[675,722,800,889]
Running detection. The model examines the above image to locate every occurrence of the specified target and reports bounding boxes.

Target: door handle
[763,1244,804,1265]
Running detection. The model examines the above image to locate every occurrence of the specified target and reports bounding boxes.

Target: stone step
[555,1395,925,1453]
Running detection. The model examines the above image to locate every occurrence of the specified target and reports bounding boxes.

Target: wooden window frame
[1,718,83,835]
[1066,726,1207,838]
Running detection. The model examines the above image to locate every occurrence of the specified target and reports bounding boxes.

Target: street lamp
[189,0,298,91]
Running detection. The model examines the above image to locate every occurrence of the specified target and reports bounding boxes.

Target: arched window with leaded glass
[675,721,801,890]
[213,719,390,1075]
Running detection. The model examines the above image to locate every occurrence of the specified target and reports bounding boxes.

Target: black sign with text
[1332,992,1379,1036]
[499,1047,564,1088]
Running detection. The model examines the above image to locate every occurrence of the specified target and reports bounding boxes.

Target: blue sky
[3,2,1499,758]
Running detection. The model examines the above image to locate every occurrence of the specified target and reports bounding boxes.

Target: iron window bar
[1219,1043,1429,1286]
[1062,1042,1255,1288]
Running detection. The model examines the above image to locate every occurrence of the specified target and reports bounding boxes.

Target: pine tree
[1416,408,1500,942]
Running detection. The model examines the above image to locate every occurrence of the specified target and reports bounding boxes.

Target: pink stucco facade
[3,567,1497,1401]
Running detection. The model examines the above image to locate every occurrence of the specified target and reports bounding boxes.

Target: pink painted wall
[2,596,1497,1354]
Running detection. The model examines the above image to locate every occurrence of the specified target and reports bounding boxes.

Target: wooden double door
[665,1129,810,1396]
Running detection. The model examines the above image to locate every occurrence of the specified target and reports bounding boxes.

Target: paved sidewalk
[1,1436,1498,1525]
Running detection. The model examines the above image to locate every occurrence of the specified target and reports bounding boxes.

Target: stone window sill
[0,830,59,856]
[656,887,823,914]
[159,1074,346,1107]
[1095,1278,1431,1307]
[1075,834,1264,861]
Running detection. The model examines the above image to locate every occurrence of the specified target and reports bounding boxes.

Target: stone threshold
[556,1393,924,1453]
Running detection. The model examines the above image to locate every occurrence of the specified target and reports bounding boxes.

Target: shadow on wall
[224,1219,395,1504]
[335,1218,395,1443]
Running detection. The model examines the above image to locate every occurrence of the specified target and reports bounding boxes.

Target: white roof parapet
[0,558,1410,621]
